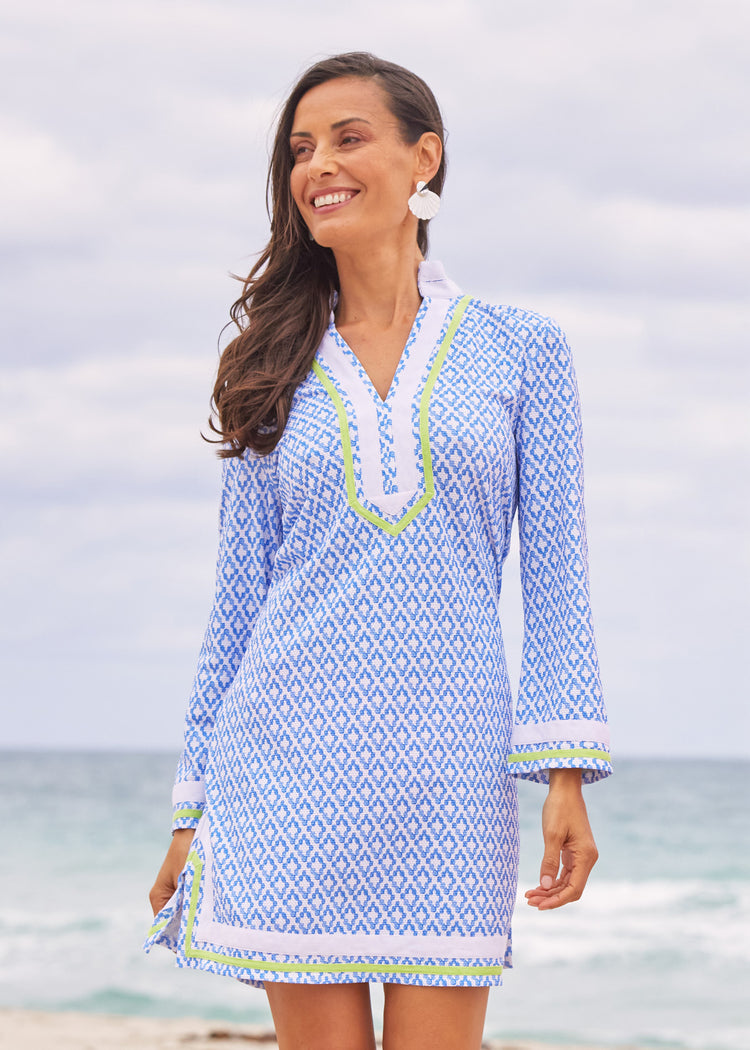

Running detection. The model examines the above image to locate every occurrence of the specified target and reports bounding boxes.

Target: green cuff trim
[508,748,611,763]
[173,807,203,821]
[181,851,503,978]
[147,917,169,937]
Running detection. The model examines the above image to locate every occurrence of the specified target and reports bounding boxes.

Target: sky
[1,0,748,756]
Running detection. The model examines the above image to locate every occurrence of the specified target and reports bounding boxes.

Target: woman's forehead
[291,77,394,132]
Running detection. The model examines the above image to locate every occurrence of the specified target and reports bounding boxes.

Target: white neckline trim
[316,295,453,519]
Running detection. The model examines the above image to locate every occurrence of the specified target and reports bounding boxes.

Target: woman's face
[289,77,428,253]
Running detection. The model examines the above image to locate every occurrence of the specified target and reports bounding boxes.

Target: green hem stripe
[147,917,169,936]
[508,748,611,763]
[173,807,203,820]
[312,295,471,537]
[181,852,503,978]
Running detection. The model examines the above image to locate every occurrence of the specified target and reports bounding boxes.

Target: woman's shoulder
[423,261,565,347]
[218,440,280,490]
[463,293,565,348]
[458,292,576,385]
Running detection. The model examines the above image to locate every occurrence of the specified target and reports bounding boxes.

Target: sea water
[1,753,747,1049]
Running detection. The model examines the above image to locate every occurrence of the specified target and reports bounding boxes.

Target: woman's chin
[311,226,358,253]
[311,221,406,256]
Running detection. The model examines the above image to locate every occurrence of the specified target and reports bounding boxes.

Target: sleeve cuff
[171,779,206,830]
[507,722,612,783]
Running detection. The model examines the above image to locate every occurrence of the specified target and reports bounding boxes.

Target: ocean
[2,753,747,1049]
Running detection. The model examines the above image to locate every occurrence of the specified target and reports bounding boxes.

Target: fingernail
[541,875,553,889]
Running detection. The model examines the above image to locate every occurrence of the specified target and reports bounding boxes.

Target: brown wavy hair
[208,52,447,457]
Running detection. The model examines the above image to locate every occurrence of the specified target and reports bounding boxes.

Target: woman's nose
[307,142,338,179]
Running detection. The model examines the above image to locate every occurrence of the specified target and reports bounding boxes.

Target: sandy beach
[0,1010,666,1050]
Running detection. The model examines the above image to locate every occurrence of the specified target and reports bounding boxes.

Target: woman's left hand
[525,768,599,910]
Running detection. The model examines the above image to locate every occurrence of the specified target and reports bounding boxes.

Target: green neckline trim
[311,295,471,536]
[508,748,611,763]
[181,851,503,978]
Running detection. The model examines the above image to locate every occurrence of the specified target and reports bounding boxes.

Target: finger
[533,861,591,909]
[525,865,573,905]
[534,882,584,909]
[524,873,567,898]
[538,842,565,890]
[528,847,570,897]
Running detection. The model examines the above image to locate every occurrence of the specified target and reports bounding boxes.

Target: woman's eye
[292,144,312,161]
[340,135,361,146]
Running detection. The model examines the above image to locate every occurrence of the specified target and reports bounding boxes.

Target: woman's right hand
[149,828,195,916]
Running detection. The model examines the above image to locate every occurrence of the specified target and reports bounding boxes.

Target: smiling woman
[144,51,611,1050]
[289,78,441,260]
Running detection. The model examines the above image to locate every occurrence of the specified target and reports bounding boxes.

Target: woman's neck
[334,243,424,331]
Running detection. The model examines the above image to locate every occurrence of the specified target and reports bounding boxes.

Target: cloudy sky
[1,0,748,756]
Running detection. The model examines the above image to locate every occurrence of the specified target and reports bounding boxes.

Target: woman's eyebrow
[290,117,371,138]
[331,116,371,130]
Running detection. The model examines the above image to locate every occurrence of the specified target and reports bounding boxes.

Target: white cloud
[0,350,220,494]
[0,119,108,243]
[447,173,750,297]
[0,496,217,648]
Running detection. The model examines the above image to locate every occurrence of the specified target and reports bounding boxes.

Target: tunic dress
[144,260,612,988]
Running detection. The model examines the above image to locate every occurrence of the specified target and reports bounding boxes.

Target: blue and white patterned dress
[144,260,611,988]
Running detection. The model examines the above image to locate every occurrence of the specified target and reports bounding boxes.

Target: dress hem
[144,846,511,989]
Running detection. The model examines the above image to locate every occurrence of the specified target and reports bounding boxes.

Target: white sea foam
[512,877,750,965]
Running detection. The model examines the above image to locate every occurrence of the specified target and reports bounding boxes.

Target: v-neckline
[329,295,431,407]
[309,291,471,535]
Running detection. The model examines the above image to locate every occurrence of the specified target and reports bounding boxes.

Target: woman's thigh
[382,982,490,1050]
[263,980,377,1050]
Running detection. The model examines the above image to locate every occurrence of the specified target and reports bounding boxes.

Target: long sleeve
[507,318,612,784]
[172,448,283,829]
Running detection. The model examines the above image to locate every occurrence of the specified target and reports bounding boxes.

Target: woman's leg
[263,980,377,1050]
[382,983,490,1050]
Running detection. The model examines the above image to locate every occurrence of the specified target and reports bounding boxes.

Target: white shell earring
[408,180,441,220]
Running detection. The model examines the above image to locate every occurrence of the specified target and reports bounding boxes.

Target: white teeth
[314,192,353,208]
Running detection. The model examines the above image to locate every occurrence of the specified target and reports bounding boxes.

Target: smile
[313,191,356,209]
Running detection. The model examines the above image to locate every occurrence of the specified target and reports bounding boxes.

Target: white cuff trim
[510,719,610,748]
[172,780,206,807]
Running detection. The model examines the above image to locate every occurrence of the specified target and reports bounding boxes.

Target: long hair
[208,52,447,457]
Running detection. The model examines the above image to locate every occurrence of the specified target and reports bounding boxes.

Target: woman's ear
[414,131,442,185]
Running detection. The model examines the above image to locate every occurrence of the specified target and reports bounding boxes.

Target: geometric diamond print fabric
[144,261,611,988]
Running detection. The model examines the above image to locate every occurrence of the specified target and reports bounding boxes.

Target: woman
[146,52,612,1050]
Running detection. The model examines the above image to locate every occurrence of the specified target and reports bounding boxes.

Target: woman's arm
[525,768,599,910]
[508,317,612,785]
[171,449,283,832]
[149,449,283,915]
